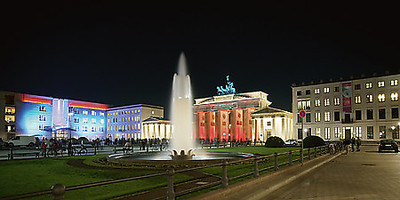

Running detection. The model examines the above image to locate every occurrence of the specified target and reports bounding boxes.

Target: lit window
[324,98,330,106]
[316,128,321,136]
[366,94,373,103]
[91,111,96,116]
[355,127,362,138]
[74,118,79,123]
[100,112,104,116]
[391,79,398,86]
[92,119,96,124]
[315,112,321,122]
[324,87,330,93]
[135,110,137,113]
[5,107,15,115]
[334,98,340,105]
[315,99,321,107]
[39,106,46,112]
[378,81,385,88]
[39,115,46,121]
[5,115,15,123]
[39,124,45,130]
[138,110,140,113]
[355,96,361,104]
[91,127,96,132]
[365,82,373,89]
[83,118,88,123]
[324,127,331,139]
[297,100,311,110]
[391,92,399,101]
[324,112,330,122]
[83,111,88,115]
[334,127,342,138]
[82,126,88,132]
[151,111,155,115]
[378,94,385,102]
[315,89,320,94]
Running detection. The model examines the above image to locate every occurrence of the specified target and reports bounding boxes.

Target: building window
[92,127,96,132]
[324,87,330,93]
[378,94,385,102]
[100,119,104,124]
[297,91,302,96]
[367,126,374,139]
[378,81,385,88]
[82,126,88,132]
[324,127,331,140]
[316,128,321,136]
[39,115,46,121]
[391,93,399,101]
[91,111,96,116]
[390,79,398,86]
[5,115,15,123]
[100,112,105,116]
[92,119,96,124]
[334,127,342,138]
[39,106,46,112]
[334,111,340,121]
[355,127,362,138]
[74,118,79,123]
[315,99,321,107]
[297,100,311,110]
[379,126,386,139]
[297,114,303,123]
[83,118,88,123]
[354,96,361,104]
[366,94,373,103]
[324,98,330,106]
[367,109,373,120]
[306,113,311,122]
[305,90,311,95]
[5,107,15,115]
[39,124,45,130]
[355,110,362,120]
[334,98,340,106]
[324,112,330,122]
[379,109,386,119]
[354,84,361,90]
[83,111,88,115]
[315,88,320,94]
[334,87,340,92]
[365,82,373,89]
[392,108,399,119]
[315,112,321,122]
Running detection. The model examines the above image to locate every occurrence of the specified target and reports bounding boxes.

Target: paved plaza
[194,145,400,200]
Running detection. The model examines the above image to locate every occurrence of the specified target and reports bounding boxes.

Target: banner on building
[342,82,352,113]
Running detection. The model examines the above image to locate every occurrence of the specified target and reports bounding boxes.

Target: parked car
[378,139,398,153]
[5,136,36,147]
[285,139,298,146]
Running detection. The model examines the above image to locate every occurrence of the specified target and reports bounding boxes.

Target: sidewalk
[191,150,341,200]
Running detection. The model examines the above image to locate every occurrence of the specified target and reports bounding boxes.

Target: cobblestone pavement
[263,145,400,200]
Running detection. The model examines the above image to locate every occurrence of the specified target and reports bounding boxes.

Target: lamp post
[68,113,74,156]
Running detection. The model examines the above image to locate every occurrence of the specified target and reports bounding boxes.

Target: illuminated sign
[22,95,52,105]
[69,101,108,110]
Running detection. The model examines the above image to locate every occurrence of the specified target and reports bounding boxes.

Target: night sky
[1,1,399,117]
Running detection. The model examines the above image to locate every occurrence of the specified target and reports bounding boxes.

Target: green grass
[206,146,300,155]
[0,156,190,199]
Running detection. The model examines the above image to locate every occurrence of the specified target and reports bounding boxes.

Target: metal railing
[2,145,331,200]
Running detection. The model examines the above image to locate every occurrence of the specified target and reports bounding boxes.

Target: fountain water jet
[169,53,196,159]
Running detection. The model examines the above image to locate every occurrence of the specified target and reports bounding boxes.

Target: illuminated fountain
[169,53,196,160]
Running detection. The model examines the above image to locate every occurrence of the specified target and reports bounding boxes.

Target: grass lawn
[206,146,300,155]
[0,156,191,199]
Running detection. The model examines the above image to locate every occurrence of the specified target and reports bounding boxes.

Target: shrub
[265,136,285,148]
[303,136,325,148]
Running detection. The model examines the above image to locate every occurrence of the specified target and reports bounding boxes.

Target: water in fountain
[169,52,196,158]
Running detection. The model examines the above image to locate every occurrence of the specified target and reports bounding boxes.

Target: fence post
[222,160,228,188]
[308,148,311,160]
[254,157,259,178]
[274,153,278,171]
[94,146,97,155]
[314,147,317,158]
[288,150,292,166]
[10,147,14,160]
[51,183,65,200]
[113,145,116,154]
[319,146,322,156]
[166,168,175,200]
[300,149,303,165]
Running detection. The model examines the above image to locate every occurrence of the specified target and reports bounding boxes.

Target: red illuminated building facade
[194,91,271,142]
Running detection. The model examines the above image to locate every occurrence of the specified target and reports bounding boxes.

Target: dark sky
[1,1,399,117]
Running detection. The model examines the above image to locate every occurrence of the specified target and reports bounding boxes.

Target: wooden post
[274,153,278,171]
[222,160,228,188]
[288,150,292,166]
[254,157,259,178]
[166,169,175,200]
[51,184,65,200]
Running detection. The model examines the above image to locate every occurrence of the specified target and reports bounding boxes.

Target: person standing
[356,137,361,151]
[351,137,356,152]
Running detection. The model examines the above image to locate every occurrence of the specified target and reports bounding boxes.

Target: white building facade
[292,72,400,141]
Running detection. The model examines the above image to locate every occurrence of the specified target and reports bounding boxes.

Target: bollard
[113,146,116,154]
[166,168,175,200]
[300,148,303,165]
[222,160,228,188]
[51,183,65,200]
[94,146,97,155]
[314,147,317,158]
[254,157,259,178]
[308,148,311,160]
[288,150,292,166]
[274,153,278,171]
[10,147,14,160]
